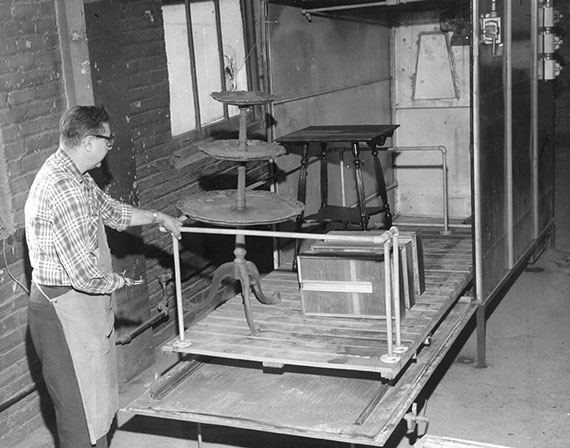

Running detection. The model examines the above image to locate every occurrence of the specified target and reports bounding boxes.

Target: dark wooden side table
[276,124,399,233]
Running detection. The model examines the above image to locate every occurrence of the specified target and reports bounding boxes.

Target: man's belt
[30,283,73,303]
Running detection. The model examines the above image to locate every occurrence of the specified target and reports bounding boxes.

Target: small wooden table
[276,124,399,231]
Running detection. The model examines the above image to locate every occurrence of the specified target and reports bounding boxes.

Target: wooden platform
[125,225,476,446]
[125,297,476,447]
[162,226,473,380]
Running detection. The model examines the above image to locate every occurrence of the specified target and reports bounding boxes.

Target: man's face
[85,122,114,169]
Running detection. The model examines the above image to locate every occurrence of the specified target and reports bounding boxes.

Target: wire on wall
[0,227,30,296]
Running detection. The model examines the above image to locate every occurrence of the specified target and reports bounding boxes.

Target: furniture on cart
[177,91,303,335]
[276,124,399,231]
[125,225,476,446]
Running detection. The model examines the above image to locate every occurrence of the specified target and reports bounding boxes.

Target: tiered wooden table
[125,226,475,446]
[178,91,304,335]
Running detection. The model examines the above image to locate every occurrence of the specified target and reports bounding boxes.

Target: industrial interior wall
[549,0,570,231]
[510,0,535,262]
[476,0,510,300]
[537,79,555,235]
[267,4,393,232]
[0,1,67,445]
[474,0,556,302]
[392,6,471,221]
[509,0,554,259]
[554,2,570,149]
[0,0,271,444]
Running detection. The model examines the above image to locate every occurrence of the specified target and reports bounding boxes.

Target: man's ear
[83,136,93,152]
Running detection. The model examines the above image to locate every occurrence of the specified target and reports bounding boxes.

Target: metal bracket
[480,0,503,56]
[404,402,429,435]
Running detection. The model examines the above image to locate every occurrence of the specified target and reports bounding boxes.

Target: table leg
[234,235,260,335]
[351,142,369,230]
[320,142,328,209]
[246,260,280,305]
[294,143,310,269]
[206,234,279,334]
[297,143,310,209]
[205,262,235,304]
[372,146,392,227]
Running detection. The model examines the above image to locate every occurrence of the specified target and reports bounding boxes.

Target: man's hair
[59,105,110,148]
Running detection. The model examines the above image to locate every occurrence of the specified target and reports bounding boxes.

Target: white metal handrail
[387,146,451,234]
[170,226,406,362]
[328,145,452,234]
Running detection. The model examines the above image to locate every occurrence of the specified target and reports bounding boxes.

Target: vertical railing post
[172,235,192,348]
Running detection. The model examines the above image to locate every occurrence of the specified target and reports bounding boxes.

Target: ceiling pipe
[301,0,432,21]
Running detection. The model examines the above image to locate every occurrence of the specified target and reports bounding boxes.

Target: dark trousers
[28,291,108,448]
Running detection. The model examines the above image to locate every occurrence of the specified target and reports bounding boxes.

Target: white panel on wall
[163,4,196,136]
[414,32,458,100]
[191,0,224,126]
[219,0,248,117]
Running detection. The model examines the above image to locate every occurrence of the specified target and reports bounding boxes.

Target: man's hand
[123,276,144,287]
[158,214,185,240]
[130,208,186,239]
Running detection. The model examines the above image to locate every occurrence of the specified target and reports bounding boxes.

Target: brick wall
[0,1,268,445]
[0,0,66,446]
[1,1,271,444]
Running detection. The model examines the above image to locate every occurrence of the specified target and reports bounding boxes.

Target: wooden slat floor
[163,226,473,380]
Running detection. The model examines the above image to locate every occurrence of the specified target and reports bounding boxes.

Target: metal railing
[328,145,454,234]
[170,226,407,363]
[386,146,452,234]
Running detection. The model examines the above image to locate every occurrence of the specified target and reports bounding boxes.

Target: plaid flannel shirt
[25,148,133,294]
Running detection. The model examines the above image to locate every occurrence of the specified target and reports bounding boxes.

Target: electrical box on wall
[480,0,503,56]
[538,0,563,80]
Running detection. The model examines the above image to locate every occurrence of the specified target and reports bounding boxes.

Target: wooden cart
[124,225,476,446]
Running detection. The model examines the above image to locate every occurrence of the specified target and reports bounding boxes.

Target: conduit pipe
[115,273,172,345]
[115,301,169,345]
[301,0,433,21]
[0,381,42,413]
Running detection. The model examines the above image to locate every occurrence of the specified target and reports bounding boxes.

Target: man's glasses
[91,134,115,148]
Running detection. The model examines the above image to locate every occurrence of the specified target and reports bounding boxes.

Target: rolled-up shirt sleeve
[95,184,133,231]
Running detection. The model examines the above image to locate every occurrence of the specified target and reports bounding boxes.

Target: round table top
[198,140,286,162]
[210,91,274,106]
[178,190,304,226]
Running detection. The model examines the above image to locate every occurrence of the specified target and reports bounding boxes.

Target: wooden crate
[321,230,425,296]
[399,240,416,309]
[399,230,425,295]
[297,241,411,319]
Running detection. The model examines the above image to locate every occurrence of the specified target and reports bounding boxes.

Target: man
[25,105,184,448]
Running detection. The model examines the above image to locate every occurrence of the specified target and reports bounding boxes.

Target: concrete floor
[15,147,570,448]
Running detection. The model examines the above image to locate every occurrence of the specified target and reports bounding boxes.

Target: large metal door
[472,0,555,308]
